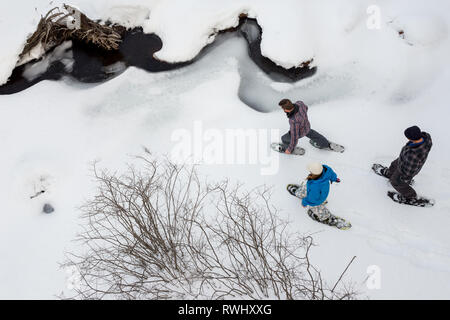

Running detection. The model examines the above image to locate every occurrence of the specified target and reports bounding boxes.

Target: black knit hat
[404,126,422,140]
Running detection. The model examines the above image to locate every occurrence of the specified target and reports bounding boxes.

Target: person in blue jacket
[294,163,349,228]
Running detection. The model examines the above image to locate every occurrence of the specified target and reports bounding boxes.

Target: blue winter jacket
[302,165,338,207]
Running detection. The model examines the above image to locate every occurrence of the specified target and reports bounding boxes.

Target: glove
[335,178,341,183]
[399,175,411,184]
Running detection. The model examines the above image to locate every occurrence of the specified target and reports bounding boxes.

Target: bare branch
[20,5,124,61]
[62,153,358,300]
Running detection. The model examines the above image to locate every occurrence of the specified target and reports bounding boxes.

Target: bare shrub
[62,153,357,300]
[21,5,123,61]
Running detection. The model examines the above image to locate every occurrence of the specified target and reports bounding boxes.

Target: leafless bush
[62,153,357,300]
[20,5,123,61]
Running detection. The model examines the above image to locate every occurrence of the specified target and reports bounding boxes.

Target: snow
[1,0,449,84]
[22,41,74,81]
[1,0,450,299]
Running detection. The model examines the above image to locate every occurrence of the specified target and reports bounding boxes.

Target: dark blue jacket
[302,165,338,207]
[398,132,432,181]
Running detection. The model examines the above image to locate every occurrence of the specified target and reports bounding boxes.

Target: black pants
[281,129,330,149]
[385,159,417,199]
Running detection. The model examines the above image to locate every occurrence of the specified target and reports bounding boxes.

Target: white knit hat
[308,162,323,175]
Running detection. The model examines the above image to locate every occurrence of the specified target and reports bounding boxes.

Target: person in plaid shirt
[382,126,433,199]
[279,99,330,154]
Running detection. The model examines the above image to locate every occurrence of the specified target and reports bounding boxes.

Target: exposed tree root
[20,5,124,62]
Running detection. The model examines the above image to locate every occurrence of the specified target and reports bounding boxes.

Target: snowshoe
[309,140,345,153]
[307,210,352,230]
[372,163,389,178]
[287,184,300,197]
[271,143,305,156]
[387,191,434,208]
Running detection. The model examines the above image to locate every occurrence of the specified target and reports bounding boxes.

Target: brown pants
[385,159,417,199]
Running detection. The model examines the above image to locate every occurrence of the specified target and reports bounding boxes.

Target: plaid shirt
[398,132,432,180]
[287,101,311,152]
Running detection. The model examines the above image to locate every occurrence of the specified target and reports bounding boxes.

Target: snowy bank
[2,0,448,87]
[1,0,450,300]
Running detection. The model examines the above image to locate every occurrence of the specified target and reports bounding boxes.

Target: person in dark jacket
[382,126,432,199]
[279,99,330,154]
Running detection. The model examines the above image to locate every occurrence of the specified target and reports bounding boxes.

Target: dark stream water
[0,18,316,96]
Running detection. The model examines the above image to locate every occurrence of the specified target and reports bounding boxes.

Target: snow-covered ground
[0,0,450,299]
